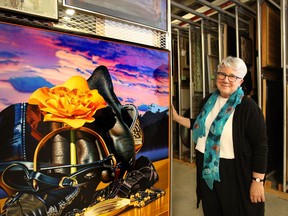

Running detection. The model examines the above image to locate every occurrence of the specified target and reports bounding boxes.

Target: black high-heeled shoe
[88,66,136,171]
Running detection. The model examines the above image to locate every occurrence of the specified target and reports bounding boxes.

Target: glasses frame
[216,72,241,82]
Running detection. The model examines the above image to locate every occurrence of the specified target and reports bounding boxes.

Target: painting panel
[0,21,170,215]
[240,36,253,66]
[63,0,167,31]
[0,0,58,20]
[207,55,219,93]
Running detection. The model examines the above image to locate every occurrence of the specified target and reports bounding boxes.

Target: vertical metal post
[167,0,173,214]
[218,14,222,62]
[201,20,206,98]
[235,6,239,58]
[257,0,262,109]
[281,0,287,193]
[188,25,194,162]
[176,29,183,160]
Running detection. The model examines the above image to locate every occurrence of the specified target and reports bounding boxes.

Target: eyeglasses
[216,72,241,82]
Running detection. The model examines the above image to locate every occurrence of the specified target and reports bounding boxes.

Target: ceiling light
[66,9,75,16]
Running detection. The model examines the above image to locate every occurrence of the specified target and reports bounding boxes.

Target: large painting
[0,22,170,215]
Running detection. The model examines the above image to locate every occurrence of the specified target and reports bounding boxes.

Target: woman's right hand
[171,104,179,121]
[171,104,191,129]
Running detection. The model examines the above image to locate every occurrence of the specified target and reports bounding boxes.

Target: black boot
[87,66,135,171]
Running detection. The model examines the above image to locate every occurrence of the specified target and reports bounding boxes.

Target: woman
[172,56,268,216]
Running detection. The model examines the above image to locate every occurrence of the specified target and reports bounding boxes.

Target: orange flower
[28,76,106,128]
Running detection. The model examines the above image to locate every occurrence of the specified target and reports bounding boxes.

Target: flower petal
[61,76,90,92]
[28,87,50,105]
[28,76,107,128]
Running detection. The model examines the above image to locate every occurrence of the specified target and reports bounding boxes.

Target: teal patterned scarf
[192,87,244,190]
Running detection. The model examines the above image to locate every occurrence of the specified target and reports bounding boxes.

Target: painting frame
[0,21,170,215]
[0,0,58,20]
[240,35,253,66]
[207,55,219,93]
[63,0,167,31]
[261,2,281,68]
[207,33,219,57]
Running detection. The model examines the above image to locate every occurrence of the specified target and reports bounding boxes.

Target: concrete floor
[172,159,288,216]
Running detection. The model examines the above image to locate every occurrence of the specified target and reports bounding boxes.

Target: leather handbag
[1,124,117,216]
[1,126,116,194]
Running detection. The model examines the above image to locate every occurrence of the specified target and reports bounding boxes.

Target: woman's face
[216,65,244,98]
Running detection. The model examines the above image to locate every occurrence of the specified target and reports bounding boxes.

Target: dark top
[193,95,268,215]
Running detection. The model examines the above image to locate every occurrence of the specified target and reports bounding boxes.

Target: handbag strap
[1,155,116,193]
[33,126,111,172]
[31,126,114,191]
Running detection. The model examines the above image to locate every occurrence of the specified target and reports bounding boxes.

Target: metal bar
[176,29,183,160]
[235,6,239,58]
[188,25,194,163]
[256,0,262,109]
[167,0,173,213]
[167,0,172,51]
[268,0,281,10]
[218,14,222,62]
[201,20,206,98]
[229,0,257,17]
[196,0,250,25]
[172,24,192,32]
[171,0,218,23]
[281,0,287,193]
[172,14,201,27]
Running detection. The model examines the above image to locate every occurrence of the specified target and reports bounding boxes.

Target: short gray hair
[218,56,247,78]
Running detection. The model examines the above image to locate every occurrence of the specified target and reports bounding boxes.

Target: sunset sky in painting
[0,22,169,114]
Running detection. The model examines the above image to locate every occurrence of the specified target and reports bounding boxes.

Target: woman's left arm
[244,98,268,203]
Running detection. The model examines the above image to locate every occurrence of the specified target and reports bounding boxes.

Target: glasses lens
[217,72,225,80]
[217,72,239,82]
[228,76,237,82]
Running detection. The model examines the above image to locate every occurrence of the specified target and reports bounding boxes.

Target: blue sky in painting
[0,22,169,114]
